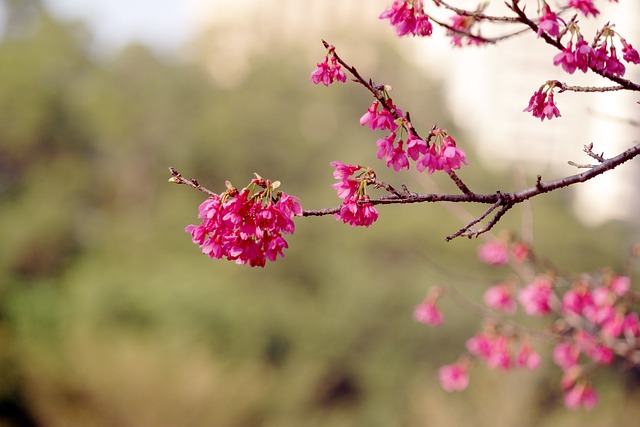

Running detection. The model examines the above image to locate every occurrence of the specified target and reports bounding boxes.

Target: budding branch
[301,142,640,240]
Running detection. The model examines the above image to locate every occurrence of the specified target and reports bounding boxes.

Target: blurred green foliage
[0,2,639,427]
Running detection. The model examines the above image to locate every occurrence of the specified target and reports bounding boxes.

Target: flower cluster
[360,100,468,173]
[552,24,639,77]
[524,83,561,121]
[310,50,346,86]
[330,161,379,227]
[419,237,640,410]
[185,176,302,267]
[379,0,433,37]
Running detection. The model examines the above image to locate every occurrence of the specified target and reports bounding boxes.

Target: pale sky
[42,0,209,53]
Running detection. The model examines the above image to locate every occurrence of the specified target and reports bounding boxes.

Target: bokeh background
[1,1,639,426]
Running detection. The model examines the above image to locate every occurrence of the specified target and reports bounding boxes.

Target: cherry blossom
[518,277,553,316]
[438,362,470,392]
[380,0,433,37]
[537,5,561,38]
[484,283,517,314]
[311,54,346,86]
[186,178,302,267]
[413,291,444,326]
[478,240,509,266]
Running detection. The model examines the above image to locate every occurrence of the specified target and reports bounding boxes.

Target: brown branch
[168,167,217,197]
[434,0,520,23]
[301,142,640,239]
[507,0,640,91]
[325,40,474,196]
[554,81,625,93]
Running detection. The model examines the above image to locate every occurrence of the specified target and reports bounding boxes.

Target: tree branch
[301,142,640,239]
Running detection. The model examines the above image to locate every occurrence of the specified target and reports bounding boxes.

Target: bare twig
[168,167,217,197]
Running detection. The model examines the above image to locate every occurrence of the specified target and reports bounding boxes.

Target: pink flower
[553,41,577,74]
[518,277,554,316]
[330,57,346,83]
[511,242,529,263]
[486,335,512,370]
[380,0,432,37]
[478,240,509,266]
[387,144,410,171]
[466,332,494,360]
[603,46,626,77]
[553,342,580,370]
[562,285,594,316]
[416,145,439,174]
[335,196,379,227]
[438,135,468,173]
[569,0,599,17]
[590,44,609,71]
[438,362,469,392]
[376,134,396,161]
[621,39,640,64]
[413,298,444,326]
[609,275,631,296]
[564,382,598,410]
[310,55,346,86]
[186,179,301,267]
[523,87,547,119]
[406,134,427,161]
[537,5,561,38]
[516,343,541,370]
[371,105,399,131]
[574,35,593,72]
[542,93,561,120]
[601,313,625,338]
[484,283,517,314]
[360,101,379,128]
[623,312,640,337]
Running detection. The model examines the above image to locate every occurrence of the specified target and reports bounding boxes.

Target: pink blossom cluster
[360,101,468,173]
[379,0,433,37]
[523,84,561,121]
[185,178,302,267]
[552,34,593,74]
[552,21,640,77]
[310,53,346,86]
[555,35,639,78]
[438,331,541,393]
[421,237,640,409]
[330,161,379,227]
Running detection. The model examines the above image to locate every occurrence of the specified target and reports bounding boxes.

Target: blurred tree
[0,3,635,427]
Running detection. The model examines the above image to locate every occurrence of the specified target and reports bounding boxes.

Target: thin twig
[301,142,640,239]
[168,167,217,197]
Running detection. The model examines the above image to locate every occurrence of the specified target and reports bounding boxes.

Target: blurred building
[412,1,640,226]
[195,0,640,226]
